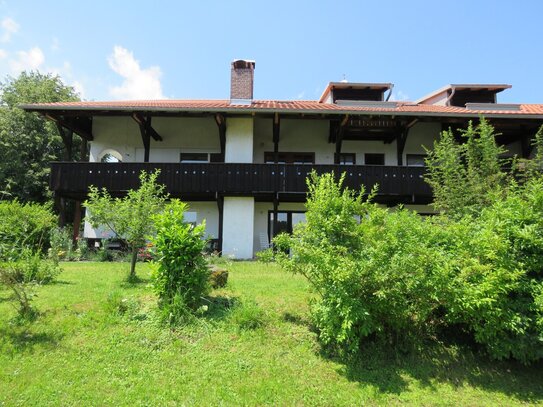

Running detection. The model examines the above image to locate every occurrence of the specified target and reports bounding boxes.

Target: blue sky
[0,0,542,103]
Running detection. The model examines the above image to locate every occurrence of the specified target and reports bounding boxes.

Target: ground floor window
[268,211,306,241]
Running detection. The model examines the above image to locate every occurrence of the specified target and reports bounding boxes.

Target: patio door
[268,211,306,241]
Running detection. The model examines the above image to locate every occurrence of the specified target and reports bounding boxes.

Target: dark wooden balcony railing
[50,162,432,200]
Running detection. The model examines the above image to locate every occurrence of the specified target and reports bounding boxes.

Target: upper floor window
[180,152,209,163]
[364,153,385,166]
[336,153,356,165]
[99,149,122,163]
[406,154,427,167]
[264,152,315,164]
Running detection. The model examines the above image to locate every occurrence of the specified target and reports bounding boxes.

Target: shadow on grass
[282,311,314,329]
[322,339,543,403]
[121,275,150,288]
[49,280,74,286]
[201,295,239,322]
[0,325,63,354]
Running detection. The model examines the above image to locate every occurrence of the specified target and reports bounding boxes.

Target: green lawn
[1,261,542,406]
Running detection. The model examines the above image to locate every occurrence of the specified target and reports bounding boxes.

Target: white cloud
[48,60,86,98]
[9,46,45,73]
[51,37,60,51]
[108,46,164,100]
[1,17,19,43]
[389,90,410,101]
[0,49,6,59]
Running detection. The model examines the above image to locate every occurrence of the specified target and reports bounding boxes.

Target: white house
[23,60,543,258]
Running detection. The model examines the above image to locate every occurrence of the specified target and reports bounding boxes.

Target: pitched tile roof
[20,99,543,118]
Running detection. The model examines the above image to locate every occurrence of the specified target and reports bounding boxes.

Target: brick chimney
[230,59,255,105]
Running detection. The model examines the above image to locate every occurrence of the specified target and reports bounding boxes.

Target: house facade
[23,60,543,258]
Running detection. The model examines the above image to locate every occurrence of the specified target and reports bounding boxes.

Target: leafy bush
[275,173,449,352]
[255,248,275,263]
[150,200,209,325]
[0,200,56,260]
[441,178,543,363]
[276,169,543,363]
[0,261,38,321]
[49,226,78,262]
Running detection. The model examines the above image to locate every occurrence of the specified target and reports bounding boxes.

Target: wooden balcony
[50,162,432,203]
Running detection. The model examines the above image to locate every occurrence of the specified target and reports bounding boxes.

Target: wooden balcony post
[273,113,280,163]
[217,195,224,255]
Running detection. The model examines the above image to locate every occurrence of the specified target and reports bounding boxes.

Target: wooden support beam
[47,114,93,141]
[80,138,88,162]
[132,113,163,141]
[273,113,280,163]
[334,114,349,163]
[56,123,74,161]
[521,134,534,159]
[73,201,82,246]
[397,130,408,166]
[214,114,226,162]
[272,197,279,248]
[140,123,151,162]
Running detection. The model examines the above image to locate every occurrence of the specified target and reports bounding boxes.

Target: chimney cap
[232,59,256,69]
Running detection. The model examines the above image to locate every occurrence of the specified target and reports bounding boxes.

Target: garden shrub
[0,261,38,321]
[275,173,450,352]
[442,178,543,363]
[0,200,56,260]
[255,248,275,263]
[150,199,209,325]
[276,169,543,363]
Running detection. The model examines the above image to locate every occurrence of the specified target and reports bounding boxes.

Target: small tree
[84,170,167,279]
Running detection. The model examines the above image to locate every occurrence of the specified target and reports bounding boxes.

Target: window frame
[364,153,385,166]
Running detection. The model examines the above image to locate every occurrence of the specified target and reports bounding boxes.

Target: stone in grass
[209,266,228,288]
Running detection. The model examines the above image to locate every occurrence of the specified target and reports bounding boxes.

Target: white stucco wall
[84,201,219,240]
[225,117,253,163]
[186,201,219,239]
[222,197,255,258]
[89,116,219,163]
[403,122,442,162]
[253,117,442,166]
[253,118,333,163]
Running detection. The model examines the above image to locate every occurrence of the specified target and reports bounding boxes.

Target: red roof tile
[20,99,543,118]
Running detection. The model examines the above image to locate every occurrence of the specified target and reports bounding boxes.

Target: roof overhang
[20,102,543,121]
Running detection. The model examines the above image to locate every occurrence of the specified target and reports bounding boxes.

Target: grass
[0,261,542,406]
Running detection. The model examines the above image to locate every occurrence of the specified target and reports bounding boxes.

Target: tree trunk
[130,246,138,278]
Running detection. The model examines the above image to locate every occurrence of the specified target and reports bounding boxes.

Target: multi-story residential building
[22,60,543,258]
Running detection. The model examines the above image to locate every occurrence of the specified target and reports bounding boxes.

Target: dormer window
[416,84,511,107]
[319,82,393,104]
